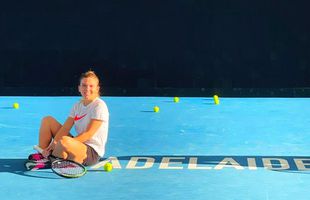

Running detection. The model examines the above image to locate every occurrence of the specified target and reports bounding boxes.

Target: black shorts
[82,145,100,166]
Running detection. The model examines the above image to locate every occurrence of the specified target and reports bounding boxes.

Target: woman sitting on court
[28,70,109,167]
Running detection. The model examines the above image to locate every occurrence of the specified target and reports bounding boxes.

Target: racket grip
[33,145,43,153]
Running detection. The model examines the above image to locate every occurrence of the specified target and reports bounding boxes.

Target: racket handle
[33,145,43,153]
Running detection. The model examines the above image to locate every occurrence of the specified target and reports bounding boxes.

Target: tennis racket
[33,145,87,178]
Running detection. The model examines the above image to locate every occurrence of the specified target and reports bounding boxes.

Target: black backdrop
[1,0,310,96]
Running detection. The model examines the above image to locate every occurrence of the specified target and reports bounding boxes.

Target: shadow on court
[1,155,309,179]
[0,107,14,109]
[0,159,61,179]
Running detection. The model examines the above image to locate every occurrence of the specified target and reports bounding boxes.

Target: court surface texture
[1,96,310,200]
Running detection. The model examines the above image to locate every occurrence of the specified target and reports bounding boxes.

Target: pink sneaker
[28,153,48,162]
[25,160,51,171]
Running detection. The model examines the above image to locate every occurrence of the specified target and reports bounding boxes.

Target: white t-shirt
[69,97,109,157]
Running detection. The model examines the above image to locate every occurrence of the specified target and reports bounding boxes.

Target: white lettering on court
[188,157,212,170]
[214,157,244,170]
[126,157,155,169]
[262,158,289,170]
[294,158,310,170]
[247,158,257,170]
[90,156,310,171]
[159,157,185,169]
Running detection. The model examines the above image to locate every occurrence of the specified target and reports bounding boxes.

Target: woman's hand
[42,141,56,158]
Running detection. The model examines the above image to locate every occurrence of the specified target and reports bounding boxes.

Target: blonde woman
[28,70,109,167]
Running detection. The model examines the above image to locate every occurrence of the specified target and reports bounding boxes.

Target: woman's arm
[74,119,103,143]
[54,117,75,142]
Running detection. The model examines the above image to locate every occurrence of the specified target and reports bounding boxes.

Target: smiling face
[78,77,100,101]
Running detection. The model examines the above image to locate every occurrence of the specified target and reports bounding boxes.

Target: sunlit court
[1,97,310,199]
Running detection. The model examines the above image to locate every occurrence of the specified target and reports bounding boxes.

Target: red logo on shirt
[74,114,87,121]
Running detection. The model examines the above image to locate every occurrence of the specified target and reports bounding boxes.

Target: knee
[41,116,55,123]
[59,136,73,149]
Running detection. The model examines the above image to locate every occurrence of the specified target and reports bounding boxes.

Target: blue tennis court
[1,96,310,200]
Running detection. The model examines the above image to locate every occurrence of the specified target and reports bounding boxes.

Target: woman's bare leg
[52,136,88,164]
[38,116,62,149]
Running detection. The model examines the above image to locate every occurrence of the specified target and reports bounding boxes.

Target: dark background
[1,0,310,96]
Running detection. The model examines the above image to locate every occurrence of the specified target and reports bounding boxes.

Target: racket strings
[52,160,85,176]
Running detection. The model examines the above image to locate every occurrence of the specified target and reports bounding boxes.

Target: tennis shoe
[28,152,44,161]
[24,160,51,171]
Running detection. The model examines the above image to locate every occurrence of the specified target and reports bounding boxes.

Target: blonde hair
[80,70,100,84]
[79,70,101,95]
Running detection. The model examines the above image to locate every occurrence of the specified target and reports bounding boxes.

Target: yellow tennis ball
[173,97,180,103]
[104,163,113,172]
[13,103,19,109]
[154,106,160,112]
[213,95,220,105]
